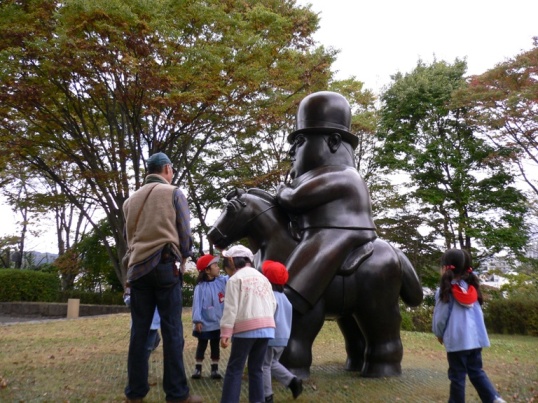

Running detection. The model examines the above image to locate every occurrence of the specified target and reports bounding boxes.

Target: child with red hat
[261,260,303,402]
[191,254,228,379]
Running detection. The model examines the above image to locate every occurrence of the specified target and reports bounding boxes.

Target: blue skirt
[192,329,220,340]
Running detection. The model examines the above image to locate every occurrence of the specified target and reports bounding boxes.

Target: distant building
[480,273,511,289]
[480,256,512,274]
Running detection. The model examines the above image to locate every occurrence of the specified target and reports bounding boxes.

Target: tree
[329,78,379,181]
[0,0,336,285]
[376,59,529,258]
[456,37,538,198]
[0,167,47,268]
[0,161,95,275]
[0,235,19,268]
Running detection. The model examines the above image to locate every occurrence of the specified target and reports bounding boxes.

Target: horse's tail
[395,247,423,307]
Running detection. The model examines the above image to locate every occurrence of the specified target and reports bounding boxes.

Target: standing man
[123,152,202,403]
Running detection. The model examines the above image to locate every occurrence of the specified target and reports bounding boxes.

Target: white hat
[222,245,254,262]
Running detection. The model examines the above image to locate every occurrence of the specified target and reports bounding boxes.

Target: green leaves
[0,0,337,281]
[376,59,529,256]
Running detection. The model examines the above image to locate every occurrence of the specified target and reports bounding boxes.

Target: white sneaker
[493,397,507,403]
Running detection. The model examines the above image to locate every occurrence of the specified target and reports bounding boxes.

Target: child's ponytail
[439,248,483,304]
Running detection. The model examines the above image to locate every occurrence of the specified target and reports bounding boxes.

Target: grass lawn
[1,311,537,402]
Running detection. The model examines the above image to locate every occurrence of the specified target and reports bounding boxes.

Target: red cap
[262,260,289,285]
[196,254,220,271]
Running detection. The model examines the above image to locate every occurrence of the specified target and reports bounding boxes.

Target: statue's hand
[276,182,288,200]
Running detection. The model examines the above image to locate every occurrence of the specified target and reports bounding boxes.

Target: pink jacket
[220,266,276,338]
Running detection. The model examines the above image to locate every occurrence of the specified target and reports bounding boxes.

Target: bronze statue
[276,91,377,314]
[207,91,423,379]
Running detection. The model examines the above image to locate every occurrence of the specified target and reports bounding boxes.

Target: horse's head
[207,188,278,250]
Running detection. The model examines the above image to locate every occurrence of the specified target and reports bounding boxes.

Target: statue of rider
[276,91,378,314]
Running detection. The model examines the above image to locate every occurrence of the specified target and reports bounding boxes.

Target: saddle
[338,241,374,275]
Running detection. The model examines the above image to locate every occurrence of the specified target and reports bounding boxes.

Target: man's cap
[262,260,289,285]
[147,152,172,169]
[222,245,254,262]
[196,254,220,271]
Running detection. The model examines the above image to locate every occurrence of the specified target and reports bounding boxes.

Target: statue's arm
[277,171,351,211]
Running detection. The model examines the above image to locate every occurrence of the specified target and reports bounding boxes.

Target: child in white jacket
[219,245,276,403]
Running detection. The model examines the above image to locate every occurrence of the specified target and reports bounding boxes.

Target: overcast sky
[2,1,537,251]
[297,0,537,93]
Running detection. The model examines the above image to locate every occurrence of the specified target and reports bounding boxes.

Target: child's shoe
[191,364,202,379]
[288,376,303,399]
[210,363,222,379]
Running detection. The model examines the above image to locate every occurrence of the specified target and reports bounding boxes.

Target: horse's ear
[225,189,237,200]
[225,188,246,200]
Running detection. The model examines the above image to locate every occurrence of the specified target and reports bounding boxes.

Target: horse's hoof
[361,363,401,378]
[344,357,364,372]
[288,366,310,380]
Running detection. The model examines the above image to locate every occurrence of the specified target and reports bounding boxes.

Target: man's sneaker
[493,398,507,403]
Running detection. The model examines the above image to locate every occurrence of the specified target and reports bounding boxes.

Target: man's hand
[195,323,202,333]
[437,336,444,345]
[220,337,230,349]
[179,258,187,274]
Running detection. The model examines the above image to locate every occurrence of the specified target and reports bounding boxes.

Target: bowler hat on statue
[287,91,358,149]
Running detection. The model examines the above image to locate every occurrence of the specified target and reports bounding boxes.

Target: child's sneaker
[288,377,303,399]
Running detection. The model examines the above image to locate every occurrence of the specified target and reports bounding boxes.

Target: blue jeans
[125,261,190,401]
[220,337,269,403]
[447,348,499,403]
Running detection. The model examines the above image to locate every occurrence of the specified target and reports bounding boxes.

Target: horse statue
[207,188,423,379]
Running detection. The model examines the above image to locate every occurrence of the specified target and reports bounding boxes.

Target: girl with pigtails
[432,248,506,403]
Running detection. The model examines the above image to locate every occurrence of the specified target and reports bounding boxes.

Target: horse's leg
[336,314,366,372]
[280,298,325,380]
[355,301,403,377]
[352,241,404,377]
[325,275,366,372]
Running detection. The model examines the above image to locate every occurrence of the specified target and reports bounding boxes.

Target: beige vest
[123,182,180,267]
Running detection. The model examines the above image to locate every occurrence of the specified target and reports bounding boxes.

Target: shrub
[484,293,538,336]
[58,290,124,305]
[182,271,197,307]
[400,306,414,331]
[0,269,60,302]
[400,302,434,332]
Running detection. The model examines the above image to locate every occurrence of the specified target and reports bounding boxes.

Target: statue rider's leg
[285,230,358,314]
